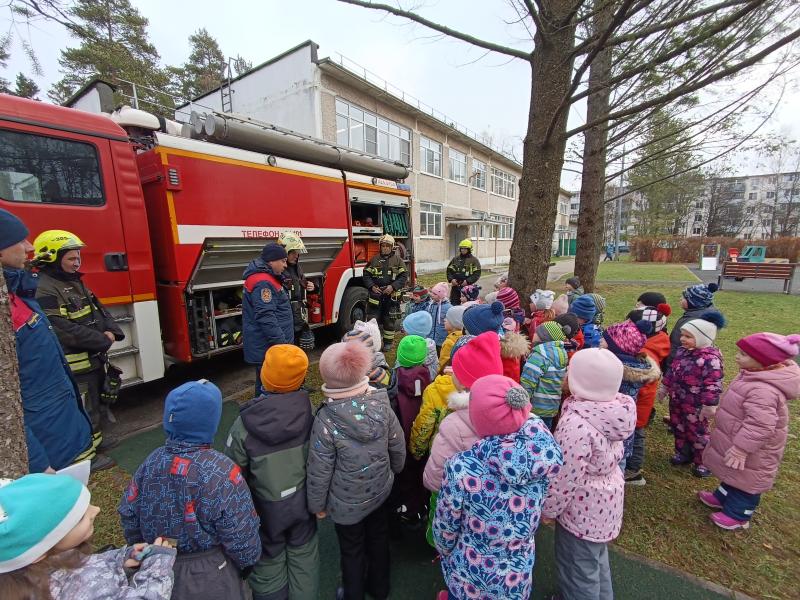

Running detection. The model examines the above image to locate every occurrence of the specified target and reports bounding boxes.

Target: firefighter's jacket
[283,261,312,303]
[363,251,408,293]
[35,267,124,374]
[446,252,482,284]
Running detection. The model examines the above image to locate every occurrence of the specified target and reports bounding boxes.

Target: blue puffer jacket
[5,267,92,472]
[242,259,294,365]
[426,300,452,347]
[581,322,603,348]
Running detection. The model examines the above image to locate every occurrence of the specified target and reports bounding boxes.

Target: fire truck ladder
[220,59,234,113]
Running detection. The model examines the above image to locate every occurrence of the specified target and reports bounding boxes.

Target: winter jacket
[396,365,431,444]
[426,299,452,347]
[242,258,294,364]
[636,332,671,428]
[424,337,440,381]
[368,349,392,389]
[704,362,800,494]
[581,322,603,349]
[118,440,262,570]
[224,389,316,556]
[566,286,584,305]
[521,341,569,419]
[406,298,431,318]
[410,374,456,459]
[500,331,530,383]
[542,393,636,543]
[49,545,176,600]
[665,305,721,369]
[528,309,555,338]
[446,253,481,285]
[306,387,406,525]
[423,390,480,492]
[617,353,661,402]
[5,267,92,473]
[564,329,584,359]
[283,260,312,303]
[663,346,724,408]
[438,330,463,372]
[433,417,563,600]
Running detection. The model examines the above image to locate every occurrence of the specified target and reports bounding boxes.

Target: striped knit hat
[587,293,606,325]
[496,287,521,310]
[535,320,567,343]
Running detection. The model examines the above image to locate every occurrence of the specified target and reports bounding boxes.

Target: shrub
[629,237,800,263]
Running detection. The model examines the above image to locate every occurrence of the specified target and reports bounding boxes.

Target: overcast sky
[2,0,799,188]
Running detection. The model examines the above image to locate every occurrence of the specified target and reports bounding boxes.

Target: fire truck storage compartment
[349,187,411,266]
[185,236,345,356]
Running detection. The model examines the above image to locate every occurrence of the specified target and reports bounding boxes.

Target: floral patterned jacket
[663,346,724,408]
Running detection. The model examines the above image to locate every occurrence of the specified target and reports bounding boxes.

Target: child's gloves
[699,405,717,421]
[724,446,748,470]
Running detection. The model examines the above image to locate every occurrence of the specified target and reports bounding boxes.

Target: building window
[491,167,516,199]
[694,201,703,209]
[570,202,579,211]
[692,227,702,235]
[491,213,514,239]
[750,178,760,190]
[419,201,442,237]
[448,148,467,184]
[766,191,775,199]
[694,213,702,222]
[748,192,757,200]
[420,136,442,177]
[745,206,754,214]
[335,99,411,165]
[559,201,569,215]
[732,191,745,200]
[744,219,754,227]
[470,210,488,239]
[472,159,486,190]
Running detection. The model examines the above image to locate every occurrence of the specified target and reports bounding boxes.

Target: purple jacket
[396,365,432,444]
[542,393,636,543]
[423,390,480,492]
[704,361,800,494]
[663,346,724,407]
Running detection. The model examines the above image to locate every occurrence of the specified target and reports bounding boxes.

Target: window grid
[491,167,516,199]
[490,213,515,239]
[335,99,411,166]
[420,136,443,177]
[419,201,442,237]
[472,159,486,190]
[448,148,467,184]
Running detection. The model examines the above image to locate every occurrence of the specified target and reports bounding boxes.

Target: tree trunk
[0,267,28,479]
[574,0,615,293]
[508,3,577,300]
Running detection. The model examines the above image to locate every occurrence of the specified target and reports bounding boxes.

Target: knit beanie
[261,242,288,263]
[351,318,382,352]
[261,344,308,393]
[430,282,450,302]
[535,320,568,343]
[603,320,651,356]
[682,283,718,310]
[397,335,428,367]
[637,291,667,307]
[530,289,555,310]
[628,303,671,335]
[0,209,28,251]
[554,313,580,339]
[164,379,222,444]
[403,310,433,337]
[565,276,581,290]
[319,341,371,393]
[552,294,569,316]
[0,474,91,573]
[410,285,430,301]
[484,291,498,304]
[494,275,508,290]
[452,331,503,389]
[681,311,726,349]
[587,293,606,325]
[496,287,521,310]
[736,332,800,367]
[461,284,481,302]
[469,374,531,437]
[568,294,596,322]
[462,301,504,335]
[568,348,624,402]
[445,305,467,330]
[450,334,475,360]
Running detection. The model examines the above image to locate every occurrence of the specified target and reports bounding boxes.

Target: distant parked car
[617,244,630,253]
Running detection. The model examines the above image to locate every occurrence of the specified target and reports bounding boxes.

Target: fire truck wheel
[338,286,369,336]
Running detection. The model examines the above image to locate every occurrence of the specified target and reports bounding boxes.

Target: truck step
[108,346,139,358]
[121,376,144,388]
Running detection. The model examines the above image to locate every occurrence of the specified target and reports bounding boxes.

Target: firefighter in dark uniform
[363,234,407,351]
[278,232,316,350]
[33,230,125,454]
[446,238,482,305]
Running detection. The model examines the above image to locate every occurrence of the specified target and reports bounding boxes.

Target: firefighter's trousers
[367,291,401,347]
[75,367,105,448]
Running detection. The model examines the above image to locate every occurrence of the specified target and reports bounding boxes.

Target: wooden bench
[717,261,797,294]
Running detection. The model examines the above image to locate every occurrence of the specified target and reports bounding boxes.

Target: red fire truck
[0,94,414,386]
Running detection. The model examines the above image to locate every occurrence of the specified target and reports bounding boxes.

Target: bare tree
[762,139,800,237]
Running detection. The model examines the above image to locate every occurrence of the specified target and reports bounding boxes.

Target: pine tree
[0,34,11,94]
[169,28,227,101]
[14,73,39,99]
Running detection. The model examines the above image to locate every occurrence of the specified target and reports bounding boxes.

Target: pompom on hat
[0,474,91,573]
[0,208,29,251]
[496,287,521,310]
[568,348,624,402]
[736,332,800,367]
[682,283,718,310]
[680,310,726,349]
[397,335,428,367]
[469,374,531,437]
[452,331,503,389]
[628,303,671,334]
[261,344,308,393]
[603,320,651,356]
[319,341,371,393]
[403,310,433,337]
[462,301,505,335]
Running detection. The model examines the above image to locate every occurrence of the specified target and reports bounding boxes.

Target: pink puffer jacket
[542,393,636,543]
[423,390,480,491]
[704,361,800,494]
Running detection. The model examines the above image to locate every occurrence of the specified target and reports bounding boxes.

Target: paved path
[477,258,576,294]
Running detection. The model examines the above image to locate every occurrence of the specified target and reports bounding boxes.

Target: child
[402,310,439,380]
[542,349,636,600]
[666,283,719,370]
[409,365,457,462]
[306,341,405,600]
[635,290,667,310]
[404,285,430,317]
[394,335,433,523]
[600,319,661,472]
[494,274,508,291]
[500,327,530,382]
[0,474,176,600]
[118,380,261,600]
[438,305,466,372]
[587,292,607,327]
[460,284,481,304]
[521,321,570,430]
[225,345,318,600]
[699,332,800,530]
[462,300,505,336]
[433,374,562,600]
[552,293,569,317]
[343,318,391,389]
[662,311,726,477]
[568,294,602,348]
[427,282,452,351]
[564,276,584,304]
[527,289,556,336]
[555,313,583,358]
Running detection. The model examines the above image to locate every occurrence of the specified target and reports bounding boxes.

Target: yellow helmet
[379,234,395,246]
[459,239,473,249]
[277,231,307,253]
[33,230,85,263]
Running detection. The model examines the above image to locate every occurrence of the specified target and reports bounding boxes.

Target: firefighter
[33,229,125,453]
[242,242,294,395]
[363,234,408,351]
[0,210,107,473]
[278,232,316,349]
[446,239,482,305]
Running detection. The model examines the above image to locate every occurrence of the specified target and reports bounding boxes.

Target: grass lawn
[89,272,799,599]
[595,261,701,282]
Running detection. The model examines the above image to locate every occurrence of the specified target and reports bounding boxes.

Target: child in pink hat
[699,332,800,530]
[433,375,562,600]
[427,282,453,352]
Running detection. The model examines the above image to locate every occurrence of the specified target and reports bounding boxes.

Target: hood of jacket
[620,354,660,384]
[3,267,38,297]
[568,393,636,442]
[447,389,470,410]
[500,330,530,359]
[428,374,456,401]
[471,417,562,486]
[240,389,311,446]
[643,331,671,362]
[737,360,800,400]
[323,387,393,443]
[243,257,279,280]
